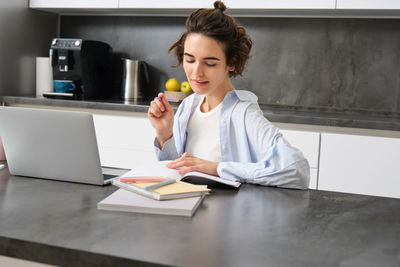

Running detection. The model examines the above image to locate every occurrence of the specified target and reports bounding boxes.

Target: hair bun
[213,1,227,12]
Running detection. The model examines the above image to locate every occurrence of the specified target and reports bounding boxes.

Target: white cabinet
[30,0,118,9]
[280,129,320,189]
[29,0,400,16]
[117,0,337,17]
[93,113,156,169]
[318,133,400,199]
[119,0,210,9]
[336,0,400,9]
[226,0,335,9]
[29,0,338,16]
[119,0,335,9]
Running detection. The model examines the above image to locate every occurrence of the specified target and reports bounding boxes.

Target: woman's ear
[227,65,235,72]
[227,56,236,73]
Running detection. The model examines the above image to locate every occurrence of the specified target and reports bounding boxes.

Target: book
[117,160,241,189]
[112,178,210,201]
[98,189,205,217]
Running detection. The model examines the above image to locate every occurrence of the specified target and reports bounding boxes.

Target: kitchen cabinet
[93,112,157,169]
[281,129,320,189]
[119,0,335,9]
[30,0,118,9]
[29,0,400,17]
[336,0,400,9]
[318,133,400,199]
[225,0,335,9]
[119,0,210,9]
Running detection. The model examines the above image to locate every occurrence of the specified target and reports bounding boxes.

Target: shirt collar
[231,90,258,103]
[190,90,257,111]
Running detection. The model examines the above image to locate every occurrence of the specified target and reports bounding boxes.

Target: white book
[97,189,205,217]
[120,160,241,188]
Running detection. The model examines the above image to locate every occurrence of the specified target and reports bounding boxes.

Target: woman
[148,1,310,189]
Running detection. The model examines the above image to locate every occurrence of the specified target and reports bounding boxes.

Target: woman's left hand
[166,152,219,176]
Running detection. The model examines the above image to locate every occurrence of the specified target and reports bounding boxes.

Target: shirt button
[221,119,225,123]
[222,145,226,150]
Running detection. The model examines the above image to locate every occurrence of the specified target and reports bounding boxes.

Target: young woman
[148,1,310,189]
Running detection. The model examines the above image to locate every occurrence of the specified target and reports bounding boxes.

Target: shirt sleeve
[154,136,179,161]
[217,103,310,189]
[153,94,188,161]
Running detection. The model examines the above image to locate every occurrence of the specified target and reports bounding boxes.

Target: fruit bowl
[164,91,192,102]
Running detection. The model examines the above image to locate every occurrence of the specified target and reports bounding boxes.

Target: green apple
[180,81,193,93]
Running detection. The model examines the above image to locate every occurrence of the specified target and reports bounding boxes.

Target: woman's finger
[166,158,189,169]
[149,100,162,117]
[159,93,173,112]
[166,154,195,169]
[154,97,165,112]
[177,165,196,175]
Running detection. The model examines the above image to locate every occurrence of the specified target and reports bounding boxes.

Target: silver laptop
[0,106,129,185]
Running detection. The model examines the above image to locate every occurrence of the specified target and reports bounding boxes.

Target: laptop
[0,106,129,185]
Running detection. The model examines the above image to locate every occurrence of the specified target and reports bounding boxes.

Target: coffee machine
[47,38,113,99]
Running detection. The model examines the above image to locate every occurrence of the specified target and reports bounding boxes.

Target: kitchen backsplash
[61,16,400,114]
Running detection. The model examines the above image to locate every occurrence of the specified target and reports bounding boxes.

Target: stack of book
[97,161,241,217]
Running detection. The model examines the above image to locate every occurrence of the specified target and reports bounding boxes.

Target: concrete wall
[0,0,57,97]
[61,16,400,113]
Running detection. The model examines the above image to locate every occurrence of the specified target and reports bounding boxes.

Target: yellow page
[130,181,210,196]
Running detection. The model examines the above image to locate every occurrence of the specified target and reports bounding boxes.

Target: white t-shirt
[185,101,222,162]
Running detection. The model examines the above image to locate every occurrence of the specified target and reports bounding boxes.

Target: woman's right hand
[148,92,174,147]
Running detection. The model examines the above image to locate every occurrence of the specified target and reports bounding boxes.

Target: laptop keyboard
[103,174,118,180]
[102,166,130,181]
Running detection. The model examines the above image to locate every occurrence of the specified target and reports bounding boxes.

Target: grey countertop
[2,96,400,131]
[0,163,399,267]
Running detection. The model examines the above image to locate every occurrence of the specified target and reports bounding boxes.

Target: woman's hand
[148,93,174,147]
[166,152,219,176]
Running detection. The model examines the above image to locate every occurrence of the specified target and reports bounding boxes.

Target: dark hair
[168,1,252,77]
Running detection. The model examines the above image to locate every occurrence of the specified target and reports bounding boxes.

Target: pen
[144,178,175,191]
[119,177,170,183]
[156,97,180,103]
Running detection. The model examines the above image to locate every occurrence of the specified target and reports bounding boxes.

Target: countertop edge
[0,236,166,267]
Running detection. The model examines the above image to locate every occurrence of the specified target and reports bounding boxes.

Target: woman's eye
[205,63,217,67]
[185,60,195,64]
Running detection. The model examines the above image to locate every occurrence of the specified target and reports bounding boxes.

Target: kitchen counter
[0,164,399,267]
[2,96,400,131]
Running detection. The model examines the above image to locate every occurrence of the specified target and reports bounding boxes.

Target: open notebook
[118,160,241,188]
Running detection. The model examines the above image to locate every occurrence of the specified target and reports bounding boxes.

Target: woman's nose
[192,62,204,77]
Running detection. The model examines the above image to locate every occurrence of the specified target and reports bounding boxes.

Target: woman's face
[183,33,234,96]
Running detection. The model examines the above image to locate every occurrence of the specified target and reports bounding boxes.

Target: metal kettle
[121,58,150,100]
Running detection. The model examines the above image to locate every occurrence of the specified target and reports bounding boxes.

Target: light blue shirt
[154,90,310,189]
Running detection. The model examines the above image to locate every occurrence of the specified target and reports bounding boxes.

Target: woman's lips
[192,80,209,87]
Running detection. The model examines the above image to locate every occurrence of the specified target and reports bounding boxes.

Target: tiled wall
[61,16,400,113]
